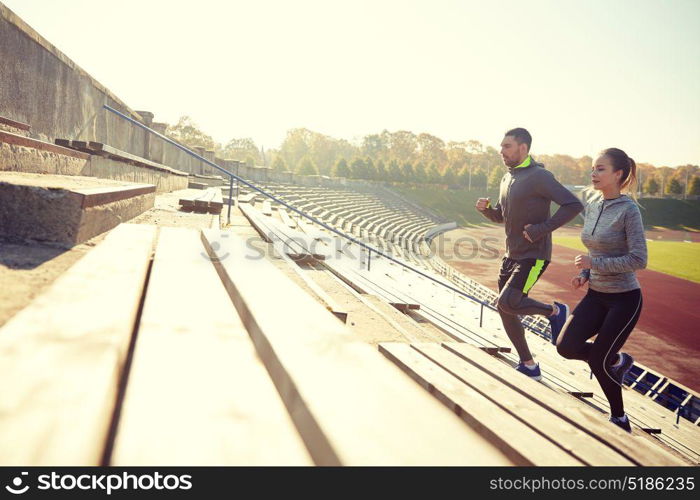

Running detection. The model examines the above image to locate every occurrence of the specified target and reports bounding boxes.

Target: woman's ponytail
[621,156,638,199]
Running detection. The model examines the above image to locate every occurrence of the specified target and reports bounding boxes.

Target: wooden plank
[279,208,297,229]
[480,346,512,355]
[262,200,272,216]
[379,343,584,466]
[241,205,326,260]
[111,228,311,465]
[442,343,689,466]
[208,188,223,214]
[194,188,216,211]
[201,229,513,465]
[241,207,347,321]
[0,224,157,465]
[413,343,635,466]
[86,142,187,176]
[0,115,31,131]
[70,140,95,154]
[72,184,156,209]
[527,334,700,448]
[569,391,594,398]
[621,388,700,447]
[310,244,476,346]
[179,189,212,209]
[238,193,257,203]
[0,131,89,160]
[390,302,421,312]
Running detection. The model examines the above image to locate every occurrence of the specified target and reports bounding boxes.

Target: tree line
[165,116,700,196]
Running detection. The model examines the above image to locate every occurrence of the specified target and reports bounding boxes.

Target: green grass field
[393,186,700,230]
[553,236,700,283]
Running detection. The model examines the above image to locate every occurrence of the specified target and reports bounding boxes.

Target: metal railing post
[236,162,240,203]
[227,175,234,224]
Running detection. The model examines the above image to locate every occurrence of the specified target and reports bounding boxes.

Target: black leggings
[557,288,643,418]
[497,257,554,362]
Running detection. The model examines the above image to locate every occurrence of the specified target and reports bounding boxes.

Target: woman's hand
[574,254,592,269]
[523,224,534,243]
[571,276,588,289]
[475,197,490,212]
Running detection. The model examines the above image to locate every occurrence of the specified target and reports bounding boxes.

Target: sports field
[553,236,700,283]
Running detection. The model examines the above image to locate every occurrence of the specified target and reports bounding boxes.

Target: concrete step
[1,131,187,192]
[0,171,156,247]
[0,115,31,137]
[1,130,90,176]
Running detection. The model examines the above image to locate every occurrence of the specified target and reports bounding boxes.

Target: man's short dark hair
[505,128,532,151]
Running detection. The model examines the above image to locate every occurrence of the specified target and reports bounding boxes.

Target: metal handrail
[104,103,503,317]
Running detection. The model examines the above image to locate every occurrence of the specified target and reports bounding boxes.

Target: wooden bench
[240,204,326,261]
[380,342,688,466]
[238,193,257,204]
[443,343,687,465]
[0,224,157,465]
[110,228,310,465]
[201,228,514,465]
[179,188,221,214]
[279,208,297,229]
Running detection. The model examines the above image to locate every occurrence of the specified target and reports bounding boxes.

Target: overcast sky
[4,0,699,166]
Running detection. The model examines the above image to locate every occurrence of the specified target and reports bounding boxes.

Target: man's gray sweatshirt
[579,194,647,293]
[480,157,583,261]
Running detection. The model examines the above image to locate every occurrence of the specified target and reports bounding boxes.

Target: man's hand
[523,224,534,243]
[571,276,588,289]
[574,254,592,269]
[475,197,490,212]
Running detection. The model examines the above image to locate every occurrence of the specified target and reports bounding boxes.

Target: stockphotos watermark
[4,471,192,496]
[201,233,501,263]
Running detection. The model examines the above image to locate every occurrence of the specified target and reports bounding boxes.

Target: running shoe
[548,301,569,345]
[610,352,634,385]
[609,414,632,433]
[515,362,542,381]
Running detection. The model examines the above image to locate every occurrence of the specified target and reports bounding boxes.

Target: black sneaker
[609,414,632,433]
[515,361,542,381]
[548,302,569,345]
[610,353,634,385]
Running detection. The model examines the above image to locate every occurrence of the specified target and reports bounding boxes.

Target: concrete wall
[0,4,145,154]
[0,135,188,193]
[91,157,188,193]
[0,3,218,178]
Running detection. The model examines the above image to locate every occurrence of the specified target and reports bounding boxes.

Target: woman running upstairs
[554,147,647,433]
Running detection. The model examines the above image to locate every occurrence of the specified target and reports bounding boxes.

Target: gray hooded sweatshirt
[480,157,583,261]
[579,194,647,293]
